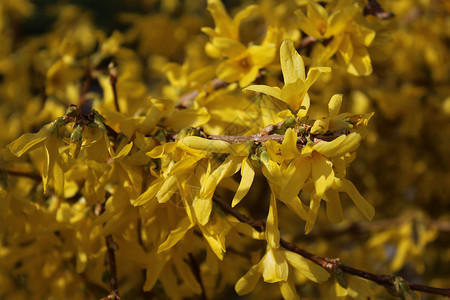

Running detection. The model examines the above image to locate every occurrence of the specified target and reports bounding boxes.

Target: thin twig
[104,235,120,299]
[188,253,208,300]
[96,203,121,300]
[79,67,93,110]
[177,78,229,109]
[299,36,317,49]
[108,61,120,113]
[363,0,395,20]
[212,196,450,298]
[0,169,41,181]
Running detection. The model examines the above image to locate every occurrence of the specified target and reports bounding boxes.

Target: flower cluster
[0,0,448,299]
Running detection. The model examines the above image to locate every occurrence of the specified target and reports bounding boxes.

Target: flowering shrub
[0,0,449,299]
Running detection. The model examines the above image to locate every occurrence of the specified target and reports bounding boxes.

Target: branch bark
[96,203,121,300]
[188,253,208,300]
[212,196,450,298]
[108,61,120,113]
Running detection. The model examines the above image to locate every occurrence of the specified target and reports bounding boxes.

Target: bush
[0,0,449,299]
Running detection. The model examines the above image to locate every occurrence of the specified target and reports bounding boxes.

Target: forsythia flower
[213,37,276,87]
[202,0,276,87]
[235,245,330,299]
[6,121,66,196]
[296,0,375,75]
[245,39,330,113]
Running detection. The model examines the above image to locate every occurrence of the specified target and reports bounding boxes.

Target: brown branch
[188,253,208,300]
[207,131,347,145]
[108,61,120,113]
[104,235,120,300]
[177,78,229,109]
[79,67,93,110]
[0,169,41,181]
[96,203,121,300]
[364,0,395,20]
[299,36,317,50]
[212,196,450,298]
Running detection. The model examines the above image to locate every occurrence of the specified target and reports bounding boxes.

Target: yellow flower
[6,121,66,196]
[244,39,330,113]
[235,245,330,299]
[259,103,374,232]
[212,37,276,87]
[202,0,258,41]
[296,0,375,76]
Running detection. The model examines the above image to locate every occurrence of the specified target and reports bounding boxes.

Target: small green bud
[49,117,66,135]
[70,125,83,159]
[65,104,80,119]
[70,125,83,143]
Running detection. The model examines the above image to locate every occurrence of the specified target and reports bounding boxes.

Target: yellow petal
[173,255,202,293]
[305,194,321,234]
[43,135,64,196]
[196,157,241,225]
[338,34,354,65]
[243,84,282,100]
[327,4,358,37]
[193,196,213,226]
[282,196,311,223]
[324,189,343,223]
[347,277,375,299]
[281,128,301,159]
[307,0,328,25]
[158,217,194,253]
[304,66,331,90]
[249,44,276,66]
[313,135,346,157]
[8,126,48,157]
[340,178,375,220]
[296,93,310,120]
[239,66,260,87]
[328,94,343,118]
[330,279,348,298]
[200,157,241,200]
[112,142,133,159]
[229,219,264,240]
[281,157,311,204]
[156,175,178,203]
[260,152,283,188]
[213,37,247,57]
[201,226,226,260]
[281,78,307,111]
[235,265,261,295]
[181,136,250,156]
[131,179,163,206]
[285,251,330,283]
[168,156,202,176]
[311,153,334,197]
[296,9,322,38]
[159,267,181,299]
[233,4,258,30]
[331,133,361,157]
[310,118,330,134]
[265,188,280,249]
[345,46,372,76]
[279,276,300,300]
[232,157,255,207]
[280,39,305,83]
[164,107,210,130]
[146,142,177,158]
[261,247,288,283]
[207,0,235,39]
[144,251,170,291]
[216,60,243,83]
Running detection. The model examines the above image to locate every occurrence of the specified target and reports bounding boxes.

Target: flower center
[238,56,252,70]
